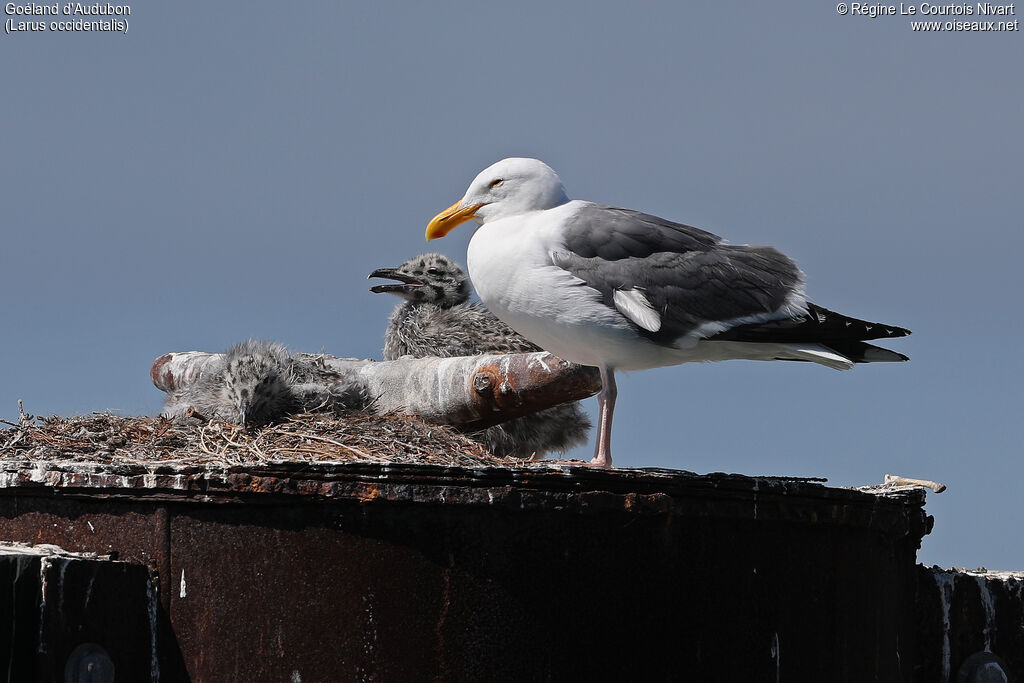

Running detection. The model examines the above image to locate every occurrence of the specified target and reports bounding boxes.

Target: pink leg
[590,367,616,468]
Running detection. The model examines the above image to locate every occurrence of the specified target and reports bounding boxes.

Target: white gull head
[426,158,569,239]
[463,158,570,223]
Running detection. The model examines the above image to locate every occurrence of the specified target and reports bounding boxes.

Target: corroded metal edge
[0,459,929,539]
[916,565,1024,681]
[0,540,112,561]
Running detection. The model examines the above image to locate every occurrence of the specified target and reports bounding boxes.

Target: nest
[0,411,525,468]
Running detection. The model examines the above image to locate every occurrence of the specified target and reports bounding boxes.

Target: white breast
[466,202,677,370]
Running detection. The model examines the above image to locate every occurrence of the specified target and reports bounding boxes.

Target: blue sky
[2,2,1021,569]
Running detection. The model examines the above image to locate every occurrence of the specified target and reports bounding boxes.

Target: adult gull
[425,158,910,468]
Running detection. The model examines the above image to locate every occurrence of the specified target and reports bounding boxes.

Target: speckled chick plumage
[162,340,367,426]
[370,253,591,458]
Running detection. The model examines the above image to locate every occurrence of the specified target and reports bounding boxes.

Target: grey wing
[554,204,805,346]
[560,205,722,259]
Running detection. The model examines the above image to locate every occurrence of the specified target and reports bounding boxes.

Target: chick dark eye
[426,268,441,276]
[489,178,503,188]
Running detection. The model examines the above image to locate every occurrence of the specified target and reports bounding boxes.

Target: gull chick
[162,340,366,426]
[370,252,591,458]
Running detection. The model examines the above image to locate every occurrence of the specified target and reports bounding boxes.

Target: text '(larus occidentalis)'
[425,158,910,469]
[369,252,591,458]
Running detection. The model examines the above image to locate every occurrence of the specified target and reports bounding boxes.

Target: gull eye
[426,267,441,276]
[489,178,503,188]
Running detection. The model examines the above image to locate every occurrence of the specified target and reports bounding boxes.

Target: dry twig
[0,411,526,468]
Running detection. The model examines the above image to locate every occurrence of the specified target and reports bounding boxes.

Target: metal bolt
[473,373,493,394]
[64,643,115,683]
[957,652,1008,683]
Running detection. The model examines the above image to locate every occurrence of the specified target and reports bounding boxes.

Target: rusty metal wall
[0,545,158,682]
[0,463,931,682]
[914,565,1023,682]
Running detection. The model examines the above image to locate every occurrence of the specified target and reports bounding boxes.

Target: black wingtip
[879,324,912,339]
[807,303,911,341]
[710,303,912,346]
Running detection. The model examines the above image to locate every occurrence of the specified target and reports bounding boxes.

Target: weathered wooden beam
[151,352,220,393]
[883,473,947,494]
[151,351,601,430]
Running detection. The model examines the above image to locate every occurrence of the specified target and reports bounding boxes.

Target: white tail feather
[778,344,854,370]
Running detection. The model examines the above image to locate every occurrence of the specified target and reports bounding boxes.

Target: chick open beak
[367,267,425,295]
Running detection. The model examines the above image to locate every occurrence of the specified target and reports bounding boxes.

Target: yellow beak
[425,201,484,241]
